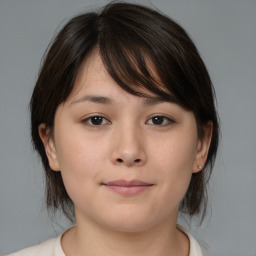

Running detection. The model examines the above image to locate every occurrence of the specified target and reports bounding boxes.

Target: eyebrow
[143,96,167,105]
[71,95,113,105]
[71,95,168,105]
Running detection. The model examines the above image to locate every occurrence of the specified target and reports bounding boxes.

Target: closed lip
[102,179,153,187]
[102,179,153,196]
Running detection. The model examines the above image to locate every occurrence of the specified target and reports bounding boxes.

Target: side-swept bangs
[30,2,219,221]
[98,3,217,135]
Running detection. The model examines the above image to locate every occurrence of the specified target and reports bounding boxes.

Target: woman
[8,2,219,255]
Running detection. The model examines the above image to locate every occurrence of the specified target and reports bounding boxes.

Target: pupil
[91,116,102,125]
[153,116,163,125]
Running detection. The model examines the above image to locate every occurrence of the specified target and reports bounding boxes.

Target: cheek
[54,131,108,200]
[149,133,197,203]
[56,125,108,172]
[150,132,198,174]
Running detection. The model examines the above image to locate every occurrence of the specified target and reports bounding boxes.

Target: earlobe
[38,123,60,171]
[193,121,213,173]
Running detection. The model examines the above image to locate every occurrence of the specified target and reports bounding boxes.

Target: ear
[193,121,213,173]
[38,123,60,171]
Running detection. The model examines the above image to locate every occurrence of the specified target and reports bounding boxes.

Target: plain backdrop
[0,0,256,255]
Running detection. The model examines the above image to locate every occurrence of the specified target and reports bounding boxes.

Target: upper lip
[103,179,153,187]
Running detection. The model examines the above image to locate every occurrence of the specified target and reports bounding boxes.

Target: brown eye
[152,116,164,125]
[83,116,110,126]
[146,115,174,126]
[90,116,103,125]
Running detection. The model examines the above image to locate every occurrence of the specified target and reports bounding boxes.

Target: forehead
[69,49,162,101]
[76,50,108,85]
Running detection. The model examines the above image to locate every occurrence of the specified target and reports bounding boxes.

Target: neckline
[56,225,202,256]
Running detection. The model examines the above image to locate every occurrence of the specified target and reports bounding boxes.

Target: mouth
[101,179,153,196]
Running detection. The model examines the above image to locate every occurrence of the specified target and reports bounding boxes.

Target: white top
[7,226,203,256]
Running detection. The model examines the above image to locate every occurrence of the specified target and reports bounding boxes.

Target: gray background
[0,0,255,255]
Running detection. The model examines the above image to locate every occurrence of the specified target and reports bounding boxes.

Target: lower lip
[104,185,152,196]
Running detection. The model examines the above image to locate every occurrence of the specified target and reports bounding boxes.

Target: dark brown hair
[30,2,219,221]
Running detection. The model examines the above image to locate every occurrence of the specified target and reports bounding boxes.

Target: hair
[30,1,219,222]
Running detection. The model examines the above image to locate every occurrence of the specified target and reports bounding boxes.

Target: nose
[110,125,147,167]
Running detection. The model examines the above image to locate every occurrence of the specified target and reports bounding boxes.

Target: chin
[100,210,161,233]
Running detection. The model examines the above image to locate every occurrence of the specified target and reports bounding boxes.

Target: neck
[61,214,189,256]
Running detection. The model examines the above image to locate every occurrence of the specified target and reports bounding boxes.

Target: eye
[146,115,174,126]
[82,115,111,126]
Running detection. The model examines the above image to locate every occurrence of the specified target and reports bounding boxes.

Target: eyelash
[82,115,175,127]
[82,115,111,126]
[146,115,175,126]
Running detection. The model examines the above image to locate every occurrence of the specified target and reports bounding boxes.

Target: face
[40,51,211,233]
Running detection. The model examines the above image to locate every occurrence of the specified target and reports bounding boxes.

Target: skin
[39,50,212,256]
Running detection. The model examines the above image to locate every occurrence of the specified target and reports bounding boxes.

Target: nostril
[114,158,142,165]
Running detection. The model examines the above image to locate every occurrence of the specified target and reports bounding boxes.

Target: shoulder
[6,234,65,256]
[177,225,204,256]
